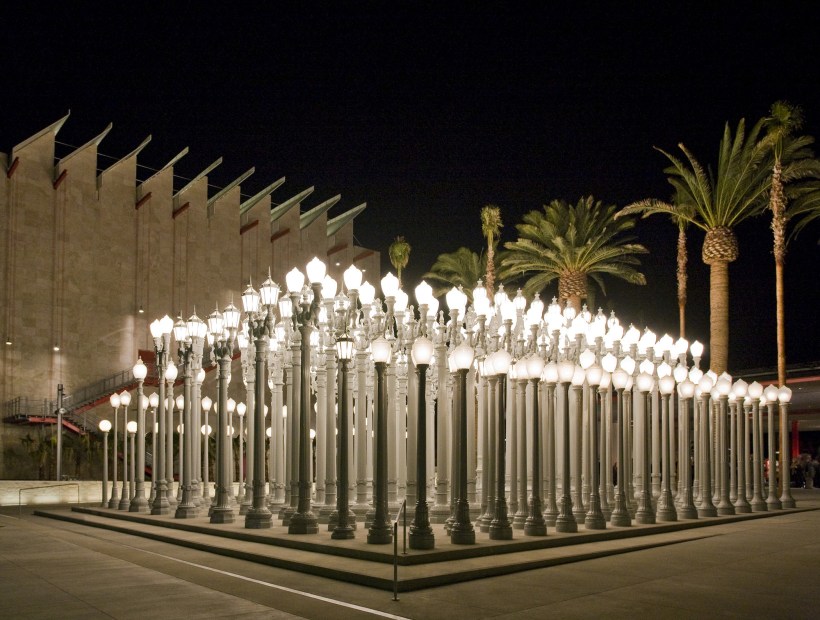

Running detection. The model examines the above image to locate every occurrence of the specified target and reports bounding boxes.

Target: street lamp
[331,333,357,539]
[635,371,655,524]
[149,314,174,515]
[697,374,717,517]
[778,386,795,508]
[676,379,698,518]
[763,384,782,510]
[747,380,766,512]
[209,301,241,524]
[127,420,137,506]
[656,374,677,521]
[409,335,434,549]
[584,362,606,530]
[368,335,393,544]
[286,260,323,535]
[99,419,112,507]
[201,396,212,502]
[732,379,751,513]
[715,375,735,515]
[524,353,548,535]
[610,367,631,526]
[451,342,476,545]
[130,358,149,512]
[108,393,120,509]
[118,390,132,510]
[236,401,247,512]
[555,359,578,533]
[164,361,179,508]
[489,348,513,540]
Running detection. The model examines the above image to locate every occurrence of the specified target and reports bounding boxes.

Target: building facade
[0,113,379,477]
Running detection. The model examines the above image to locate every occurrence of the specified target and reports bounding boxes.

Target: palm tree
[620,118,774,374]
[388,236,412,288]
[480,205,503,296]
[763,101,820,385]
[500,196,647,312]
[423,247,485,300]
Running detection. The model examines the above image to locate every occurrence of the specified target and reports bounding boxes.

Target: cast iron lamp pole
[127,420,137,506]
[732,379,751,513]
[747,381,766,512]
[118,390,132,510]
[149,315,173,514]
[368,336,394,544]
[99,419,111,507]
[584,362,607,530]
[656,374,678,521]
[201,396,212,501]
[763,384,782,510]
[715,376,735,515]
[697,375,717,517]
[173,315,200,518]
[331,333,357,539]
[635,372,656,524]
[542,361,559,526]
[129,358,150,512]
[288,259,325,534]
[209,302,241,523]
[676,380,698,518]
[610,368,631,526]
[243,271,281,529]
[450,342,476,544]
[778,386,795,508]
[489,348,513,540]
[524,353,548,535]
[107,393,120,509]
[555,359,578,533]
[409,335,434,549]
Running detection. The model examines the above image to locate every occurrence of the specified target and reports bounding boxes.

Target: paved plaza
[1,489,819,619]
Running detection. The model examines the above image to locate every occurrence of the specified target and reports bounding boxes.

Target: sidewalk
[2,489,819,619]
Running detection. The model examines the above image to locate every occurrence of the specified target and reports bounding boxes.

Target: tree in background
[480,205,503,297]
[388,236,412,288]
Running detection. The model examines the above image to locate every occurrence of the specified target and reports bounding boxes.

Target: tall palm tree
[480,205,503,296]
[500,196,647,312]
[388,236,412,288]
[763,101,820,386]
[423,247,485,300]
[620,118,774,374]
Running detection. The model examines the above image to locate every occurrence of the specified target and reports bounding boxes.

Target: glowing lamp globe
[747,381,763,400]
[764,384,779,403]
[343,265,363,291]
[109,393,121,408]
[526,354,545,380]
[372,337,392,363]
[381,272,400,298]
[99,419,112,432]
[778,386,792,403]
[286,268,306,293]
[306,257,326,284]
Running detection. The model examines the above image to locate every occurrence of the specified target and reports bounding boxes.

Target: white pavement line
[121,541,410,620]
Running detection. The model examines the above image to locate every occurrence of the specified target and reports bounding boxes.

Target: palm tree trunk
[709,261,730,374]
[775,259,786,386]
[485,238,495,296]
[677,227,687,338]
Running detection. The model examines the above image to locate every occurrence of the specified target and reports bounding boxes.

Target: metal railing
[392,499,407,601]
[17,483,81,516]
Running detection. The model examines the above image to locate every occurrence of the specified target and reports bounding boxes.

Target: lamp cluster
[97,260,797,547]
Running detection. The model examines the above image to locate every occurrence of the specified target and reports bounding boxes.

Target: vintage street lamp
[450,342,476,545]
[610,367,631,526]
[697,374,717,517]
[130,358,149,512]
[584,362,606,530]
[127,420,137,505]
[331,332,357,539]
[108,393,120,509]
[656,374,677,521]
[635,371,656,524]
[763,384,782,510]
[778,386,795,508]
[201,396,212,502]
[555,359,578,533]
[149,314,174,515]
[209,301,241,524]
[368,336,394,544]
[524,353,548,535]
[118,390,132,510]
[99,419,112,507]
[489,348,513,540]
[409,335,435,549]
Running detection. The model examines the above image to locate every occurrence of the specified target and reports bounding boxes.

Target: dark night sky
[2,4,819,371]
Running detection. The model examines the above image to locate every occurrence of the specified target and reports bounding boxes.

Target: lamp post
[99,419,112,507]
[676,380,698,519]
[236,401,247,512]
[451,342,476,545]
[150,315,174,515]
[525,353,548,535]
[635,372,655,524]
[763,384,782,510]
[118,390,132,510]
[129,358,149,512]
[555,359,578,533]
[489,348,513,540]
[584,362,606,530]
[288,259,324,534]
[610,368,631,526]
[332,333,357,539]
[542,361,559,527]
[748,381,767,512]
[108,393,120,509]
[656,374,677,521]
[778,386,795,508]
[409,336,434,549]
[715,376,735,515]
[127,420,137,505]
[173,314,201,519]
[201,396,212,502]
[165,362,179,507]
[697,375,717,517]
[209,302,241,524]
[368,336,393,544]
[732,379,751,513]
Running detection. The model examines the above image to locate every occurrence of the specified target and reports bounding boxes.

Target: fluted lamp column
[489,349,513,540]
[747,381,767,512]
[130,358,150,512]
[149,315,174,514]
[99,420,111,506]
[715,376,735,516]
[763,384,782,510]
[409,335,435,549]
[524,353,548,536]
[778,386,795,508]
[108,394,120,509]
[656,374,677,521]
[201,396,213,502]
[732,379,751,513]
[332,333,357,539]
[118,390,132,510]
[635,372,656,524]
[584,363,606,530]
[173,316,199,519]
[697,374,717,517]
[610,367,631,526]
[209,302,241,524]
[555,359,578,533]
[451,342,476,545]
[368,336,394,544]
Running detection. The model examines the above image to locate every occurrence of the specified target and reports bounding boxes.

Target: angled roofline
[326,202,367,237]
[239,176,286,216]
[97,135,151,188]
[57,122,113,170]
[207,167,255,208]
[270,187,314,222]
[174,157,223,201]
[300,194,341,230]
[12,110,71,158]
